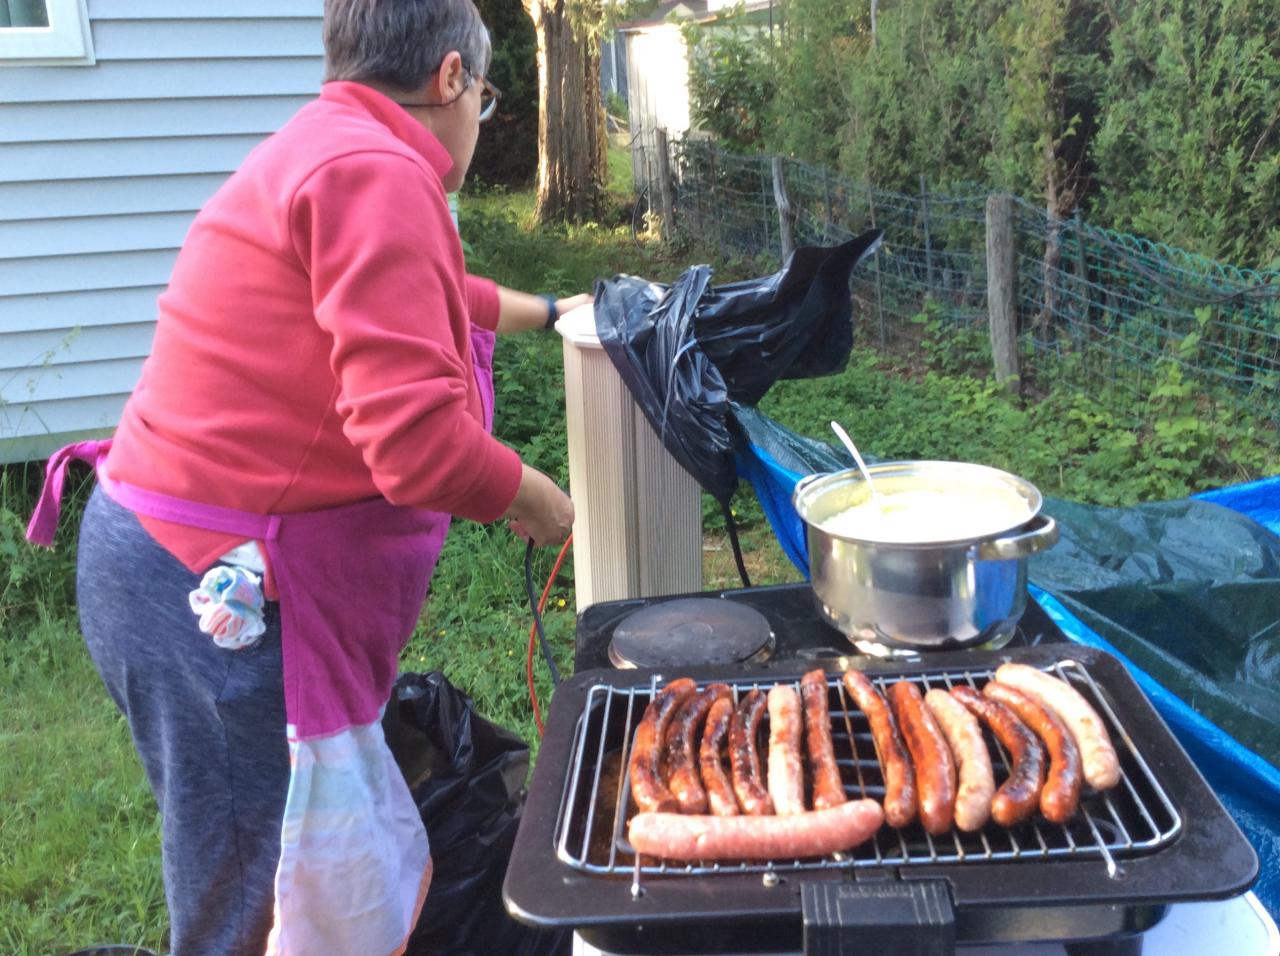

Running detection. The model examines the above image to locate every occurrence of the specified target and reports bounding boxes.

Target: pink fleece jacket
[107,82,523,577]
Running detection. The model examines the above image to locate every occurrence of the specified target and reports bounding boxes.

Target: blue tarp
[735,431,1280,917]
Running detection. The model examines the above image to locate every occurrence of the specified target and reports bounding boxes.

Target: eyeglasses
[395,67,502,123]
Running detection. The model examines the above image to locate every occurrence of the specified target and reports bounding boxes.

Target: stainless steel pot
[792,461,1059,653]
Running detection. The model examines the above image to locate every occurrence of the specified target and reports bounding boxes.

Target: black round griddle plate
[608,597,775,669]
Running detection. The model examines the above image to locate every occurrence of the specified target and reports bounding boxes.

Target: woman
[27,1,576,953]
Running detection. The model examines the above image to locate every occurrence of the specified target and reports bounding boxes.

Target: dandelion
[557,598,567,608]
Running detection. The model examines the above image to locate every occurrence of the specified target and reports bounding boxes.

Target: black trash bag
[594,231,882,504]
[382,672,569,956]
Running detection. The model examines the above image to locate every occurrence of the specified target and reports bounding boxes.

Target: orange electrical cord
[527,533,573,736]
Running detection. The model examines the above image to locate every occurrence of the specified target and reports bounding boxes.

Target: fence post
[822,167,835,241]
[772,156,795,264]
[708,146,724,249]
[920,174,935,291]
[1072,209,1089,348]
[654,127,676,242]
[985,193,1020,390]
[869,190,886,349]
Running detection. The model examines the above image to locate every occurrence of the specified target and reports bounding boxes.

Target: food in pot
[800,670,846,811]
[729,689,775,816]
[841,670,917,828]
[628,800,885,862]
[950,686,1046,827]
[925,688,995,832]
[665,684,732,815]
[994,664,1121,790]
[629,677,697,813]
[888,681,958,836]
[766,685,807,816]
[984,682,1083,825]
[819,484,1033,544]
[699,697,740,817]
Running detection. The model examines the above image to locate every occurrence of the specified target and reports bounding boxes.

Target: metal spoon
[830,420,882,507]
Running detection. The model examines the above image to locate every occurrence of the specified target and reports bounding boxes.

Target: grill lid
[608,597,774,669]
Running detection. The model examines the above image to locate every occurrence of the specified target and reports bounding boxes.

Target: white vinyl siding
[0,0,324,463]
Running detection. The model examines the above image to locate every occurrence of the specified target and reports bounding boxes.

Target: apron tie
[26,438,112,547]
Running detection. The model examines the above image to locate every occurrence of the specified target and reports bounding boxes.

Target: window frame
[0,0,95,66]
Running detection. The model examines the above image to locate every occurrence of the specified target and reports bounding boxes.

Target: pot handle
[793,472,828,499]
[972,514,1059,561]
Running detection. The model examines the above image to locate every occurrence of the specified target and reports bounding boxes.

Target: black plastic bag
[593,232,882,504]
[383,672,568,956]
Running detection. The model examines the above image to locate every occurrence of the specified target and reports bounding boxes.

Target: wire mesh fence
[635,134,1280,446]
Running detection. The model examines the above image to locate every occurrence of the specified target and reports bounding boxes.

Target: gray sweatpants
[77,486,288,956]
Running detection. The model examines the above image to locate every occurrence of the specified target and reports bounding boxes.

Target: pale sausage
[925,688,995,832]
[629,799,885,862]
[767,684,806,816]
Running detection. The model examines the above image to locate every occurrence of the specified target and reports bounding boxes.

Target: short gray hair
[324,0,491,93]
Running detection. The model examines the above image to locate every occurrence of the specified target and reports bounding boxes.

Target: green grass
[4,148,1278,951]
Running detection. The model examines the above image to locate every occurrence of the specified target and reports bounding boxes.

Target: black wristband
[540,294,559,330]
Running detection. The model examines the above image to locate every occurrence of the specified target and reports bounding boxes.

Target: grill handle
[801,879,955,955]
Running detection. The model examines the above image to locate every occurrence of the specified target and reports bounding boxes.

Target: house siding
[0,0,323,463]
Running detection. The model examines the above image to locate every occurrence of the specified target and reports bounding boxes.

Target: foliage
[469,0,539,186]
[1089,0,1280,265]
[691,0,1280,268]
[683,8,778,152]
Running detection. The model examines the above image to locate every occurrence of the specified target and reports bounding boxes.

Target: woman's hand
[493,287,593,334]
[554,293,593,316]
[504,463,574,546]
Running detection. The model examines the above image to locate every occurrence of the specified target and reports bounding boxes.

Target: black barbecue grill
[504,641,1258,956]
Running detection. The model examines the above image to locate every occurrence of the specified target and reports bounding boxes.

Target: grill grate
[553,660,1182,888]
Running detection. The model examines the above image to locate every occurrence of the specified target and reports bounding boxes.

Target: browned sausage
[729,689,775,816]
[842,670,916,828]
[629,678,697,814]
[924,688,994,832]
[629,799,885,862]
[664,684,732,814]
[994,663,1121,791]
[699,696,740,816]
[984,681,1082,824]
[888,681,957,836]
[767,684,806,816]
[950,685,1045,827]
[800,670,846,811]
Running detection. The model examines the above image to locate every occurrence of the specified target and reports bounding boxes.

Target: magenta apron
[28,328,498,956]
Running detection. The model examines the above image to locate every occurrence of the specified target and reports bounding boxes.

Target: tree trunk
[524,0,607,223]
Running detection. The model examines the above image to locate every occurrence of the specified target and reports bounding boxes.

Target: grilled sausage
[665,684,732,814]
[984,682,1082,824]
[767,684,806,816]
[888,681,957,836]
[950,685,1045,827]
[800,670,846,811]
[842,670,916,828]
[729,689,775,816]
[994,663,1121,791]
[628,799,885,862]
[629,678,697,814]
[924,688,995,832]
[700,696,740,816]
